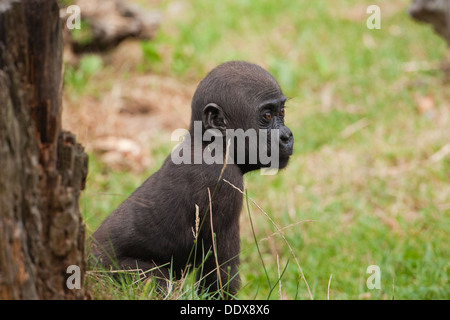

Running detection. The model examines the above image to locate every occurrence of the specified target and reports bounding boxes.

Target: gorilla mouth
[276,156,290,170]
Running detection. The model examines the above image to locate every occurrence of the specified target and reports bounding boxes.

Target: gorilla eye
[280,108,285,117]
[264,112,272,121]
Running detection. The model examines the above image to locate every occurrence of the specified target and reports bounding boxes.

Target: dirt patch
[62,40,196,172]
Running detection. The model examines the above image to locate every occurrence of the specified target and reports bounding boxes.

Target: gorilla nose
[280,127,294,151]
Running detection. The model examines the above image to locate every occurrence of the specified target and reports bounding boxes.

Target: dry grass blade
[86,268,147,286]
[192,204,200,241]
[327,274,332,300]
[208,187,224,298]
[260,219,315,242]
[392,278,395,300]
[89,191,154,208]
[429,143,450,163]
[86,268,145,275]
[277,255,282,299]
[340,118,370,139]
[223,178,314,300]
[218,138,231,182]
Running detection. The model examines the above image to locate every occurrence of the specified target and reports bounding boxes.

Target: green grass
[69,0,449,299]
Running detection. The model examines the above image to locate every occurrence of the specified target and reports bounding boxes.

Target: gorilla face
[194,61,294,173]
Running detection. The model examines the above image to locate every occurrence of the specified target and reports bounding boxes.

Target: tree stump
[409,0,450,47]
[0,0,88,299]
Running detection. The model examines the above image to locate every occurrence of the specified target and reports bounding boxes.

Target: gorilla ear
[202,103,227,132]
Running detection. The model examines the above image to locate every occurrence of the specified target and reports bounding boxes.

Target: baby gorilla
[91,61,294,298]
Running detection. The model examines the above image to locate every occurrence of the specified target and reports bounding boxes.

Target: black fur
[91,61,294,298]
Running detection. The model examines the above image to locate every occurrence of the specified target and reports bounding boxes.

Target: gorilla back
[91,61,294,298]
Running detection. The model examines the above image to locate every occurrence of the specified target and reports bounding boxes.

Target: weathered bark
[0,0,88,299]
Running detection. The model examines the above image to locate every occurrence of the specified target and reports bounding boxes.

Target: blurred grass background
[63,0,449,299]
